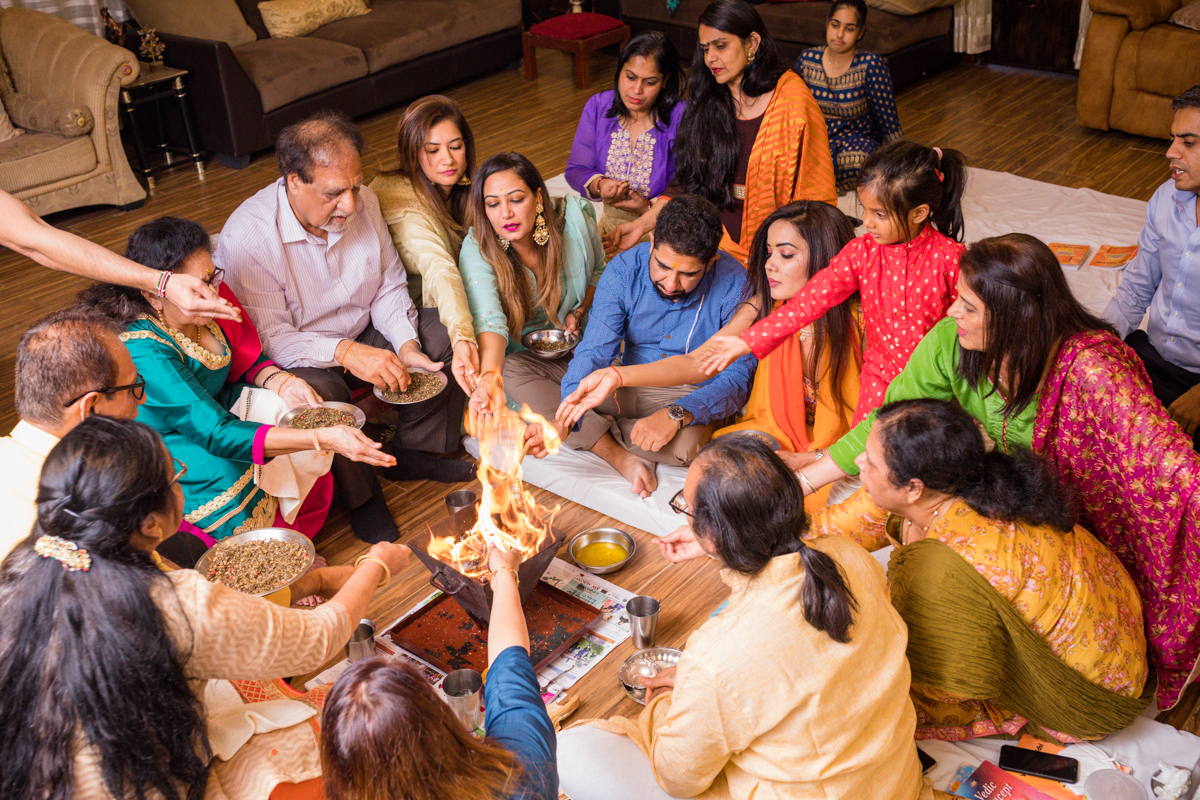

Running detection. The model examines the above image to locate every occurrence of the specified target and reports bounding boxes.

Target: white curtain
[0,0,128,37]
[953,0,992,55]
[1074,0,1093,69]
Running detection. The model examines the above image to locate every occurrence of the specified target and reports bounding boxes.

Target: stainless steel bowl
[619,647,682,704]
[195,527,316,597]
[569,527,635,575]
[278,401,366,430]
[727,428,781,451]
[520,328,580,360]
[373,367,449,405]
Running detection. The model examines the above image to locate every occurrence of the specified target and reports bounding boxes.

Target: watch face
[668,404,685,420]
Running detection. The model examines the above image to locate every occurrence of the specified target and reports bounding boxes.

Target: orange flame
[429,404,563,579]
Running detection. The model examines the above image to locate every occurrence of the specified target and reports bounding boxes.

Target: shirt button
[1179,283,1184,288]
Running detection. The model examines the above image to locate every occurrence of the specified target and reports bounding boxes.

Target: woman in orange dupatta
[606,0,836,266]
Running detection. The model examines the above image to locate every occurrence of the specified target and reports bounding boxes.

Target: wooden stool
[523,13,631,89]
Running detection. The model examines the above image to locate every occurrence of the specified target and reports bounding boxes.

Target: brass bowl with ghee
[568,528,635,575]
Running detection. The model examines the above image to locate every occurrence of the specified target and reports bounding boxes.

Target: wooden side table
[119,62,205,190]
[523,12,631,89]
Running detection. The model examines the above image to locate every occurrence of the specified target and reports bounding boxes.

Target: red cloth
[529,12,623,39]
[741,225,964,423]
[216,282,276,383]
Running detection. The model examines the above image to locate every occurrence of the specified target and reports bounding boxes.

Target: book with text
[1089,244,1139,269]
[1048,243,1090,268]
[954,761,1056,800]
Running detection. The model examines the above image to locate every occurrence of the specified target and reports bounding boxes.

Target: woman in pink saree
[793,233,1200,709]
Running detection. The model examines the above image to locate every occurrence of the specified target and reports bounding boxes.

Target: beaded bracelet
[354,554,391,588]
[155,271,172,298]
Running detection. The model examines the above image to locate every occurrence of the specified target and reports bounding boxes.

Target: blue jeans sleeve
[484,646,559,800]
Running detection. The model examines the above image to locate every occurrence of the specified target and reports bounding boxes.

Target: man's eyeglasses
[62,375,147,408]
[669,488,693,518]
[170,458,188,485]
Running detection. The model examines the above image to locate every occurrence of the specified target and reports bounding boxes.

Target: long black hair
[671,0,784,207]
[875,399,1077,531]
[858,139,967,242]
[606,31,684,129]
[746,201,858,416]
[957,234,1114,415]
[0,416,209,800]
[692,436,858,642]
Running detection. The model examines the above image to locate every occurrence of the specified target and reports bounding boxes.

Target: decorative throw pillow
[257,0,370,38]
[3,94,94,137]
[122,0,258,46]
[0,101,20,143]
[1171,0,1200,30]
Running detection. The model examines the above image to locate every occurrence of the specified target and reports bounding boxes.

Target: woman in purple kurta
[565,31,685,238]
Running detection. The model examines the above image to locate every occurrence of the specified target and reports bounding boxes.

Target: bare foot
[593,433,658,498]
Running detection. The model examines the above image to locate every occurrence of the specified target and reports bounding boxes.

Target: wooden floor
[1,52,1191,734]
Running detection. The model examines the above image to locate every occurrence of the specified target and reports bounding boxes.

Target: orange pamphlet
[1089,245,1139,269]
[1016,734,1064,754]
[1048,243,1090,267]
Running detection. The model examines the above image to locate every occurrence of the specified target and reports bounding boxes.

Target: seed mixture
[378,372,442,403]
[528,338,572,353]
[290,407,356,429]
[206,538,309,594]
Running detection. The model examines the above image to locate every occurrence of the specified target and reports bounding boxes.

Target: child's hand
[694,334,752,375]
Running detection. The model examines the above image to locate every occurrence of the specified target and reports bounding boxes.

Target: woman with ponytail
[0,415,410,800]
[557,435,928,800]
[606,0,836,266]
[811,399,1149,743]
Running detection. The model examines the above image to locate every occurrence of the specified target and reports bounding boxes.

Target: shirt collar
[10,420,60,458]
[1171,187,1198,222]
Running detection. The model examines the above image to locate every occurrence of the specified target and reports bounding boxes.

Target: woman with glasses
[0,416,411,800]
[76,217,396,548]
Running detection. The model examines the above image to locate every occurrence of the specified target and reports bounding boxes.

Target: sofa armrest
[1076,11,1132,131]
[159,31,265,159]
[1088,0,1179,30]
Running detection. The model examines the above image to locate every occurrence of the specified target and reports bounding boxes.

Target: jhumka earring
[457,172,471,186]
[533,202,550,246]
[496,233,510,251]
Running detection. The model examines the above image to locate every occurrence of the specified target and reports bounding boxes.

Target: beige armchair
[0,8,145,214]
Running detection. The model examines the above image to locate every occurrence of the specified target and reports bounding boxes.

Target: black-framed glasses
[170,458,188,485]
[62,374,147,408]
[669,488,693,518]
[205,267,225,288]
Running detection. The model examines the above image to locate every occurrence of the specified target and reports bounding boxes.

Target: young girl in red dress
[697,139,967,423]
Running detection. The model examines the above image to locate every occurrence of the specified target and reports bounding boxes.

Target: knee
[673,427,713,464]
[501,350,544,389]
[418,308,454,363]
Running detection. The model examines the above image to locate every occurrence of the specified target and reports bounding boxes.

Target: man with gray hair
[1,310,144,559]
[217,109,471,544]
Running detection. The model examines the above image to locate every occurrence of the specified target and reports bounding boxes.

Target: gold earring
[533,202,550,247]
[496,232,510,251]
[457,172,471,186]
[748,50,756,63]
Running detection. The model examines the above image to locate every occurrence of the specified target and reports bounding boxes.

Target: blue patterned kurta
[795,47,903,194]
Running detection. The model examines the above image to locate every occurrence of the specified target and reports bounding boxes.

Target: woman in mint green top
[460,152,606,421]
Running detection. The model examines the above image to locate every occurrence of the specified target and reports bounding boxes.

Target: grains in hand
[206,538,309,594]
[379,372,442,403]
[290,407,356,429]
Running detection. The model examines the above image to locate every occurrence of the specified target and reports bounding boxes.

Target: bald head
[276,109,365,184]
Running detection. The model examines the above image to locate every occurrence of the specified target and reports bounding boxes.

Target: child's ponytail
[858,140,969,243]
[930,146,967,242]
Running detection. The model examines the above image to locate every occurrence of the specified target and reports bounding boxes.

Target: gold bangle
[797,469,816,495]
[490,565,519,588]
[312,430,323,452]
[354,554,391,588]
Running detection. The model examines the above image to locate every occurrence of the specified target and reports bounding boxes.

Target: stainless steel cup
[445,489,478,516]
[441,668,484,732]
[347,619,376,662]
[627,595,660,650]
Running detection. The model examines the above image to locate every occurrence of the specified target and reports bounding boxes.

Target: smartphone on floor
[918,749,936,774]
[998,745,1079,783]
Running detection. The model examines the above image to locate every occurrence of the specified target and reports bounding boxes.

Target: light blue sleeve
[1104,190,1164,339]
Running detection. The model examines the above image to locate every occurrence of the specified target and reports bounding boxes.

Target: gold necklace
[902,497,954,544]
[150,312,230,370]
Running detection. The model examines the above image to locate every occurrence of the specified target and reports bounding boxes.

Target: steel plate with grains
[289,407,356,429]
[205,539,309,594]
[377,372,443,404]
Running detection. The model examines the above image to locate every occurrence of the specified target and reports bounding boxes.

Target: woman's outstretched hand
[317,426,397,468]
[556,367,621,429]
[693,334,753,375]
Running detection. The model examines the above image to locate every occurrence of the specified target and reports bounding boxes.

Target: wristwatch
[667,404,688,429]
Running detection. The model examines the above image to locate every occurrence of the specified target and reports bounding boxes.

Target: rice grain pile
[206,538,310,594]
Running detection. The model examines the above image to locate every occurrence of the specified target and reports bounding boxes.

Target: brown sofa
[0,8,145,214]
[128,0,523,167]
[1077,0,1200,139]
[619,0,956,89]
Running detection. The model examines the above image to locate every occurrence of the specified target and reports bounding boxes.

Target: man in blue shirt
[507,195,756,497]
[1104,85,1200,451]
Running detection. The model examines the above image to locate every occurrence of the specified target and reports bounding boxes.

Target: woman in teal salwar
[77,217,396,546]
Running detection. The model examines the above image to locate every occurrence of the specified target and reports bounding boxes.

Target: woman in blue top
[565,31,686,239]
[320,543,558,800]
[795,0,903,194]
[460,152,606,424]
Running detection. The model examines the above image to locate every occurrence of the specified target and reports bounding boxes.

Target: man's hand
[275,375,322,409]
[603,221,646,258]
[693,333,753,375]
[521,418,567,458]
[450,340,480,394]
[642,665,677,704]
[556,367,620,428]
[630,407,688,453]
[397,339,444,374]
[1169,383,1200,437]
[657,524,706,563]
[167,273,241,322]
[341,341,412,392]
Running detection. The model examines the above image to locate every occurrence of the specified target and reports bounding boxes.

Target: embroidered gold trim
[231,494,278,536]
[119,329,184,360]
[144,316,231,371]
[204,484,264,533]
[604,126,657,198]
[732,184,746,200]
[185,467,254,524]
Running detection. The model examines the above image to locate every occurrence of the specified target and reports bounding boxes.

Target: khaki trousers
[503,350,718,466]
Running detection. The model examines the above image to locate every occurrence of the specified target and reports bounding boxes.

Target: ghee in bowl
[569,528,635,574]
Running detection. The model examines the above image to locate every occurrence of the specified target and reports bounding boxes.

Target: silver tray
[195,528,316,597]
[278,401,365,430]
[373,367,449,405]
[520,328,580,360]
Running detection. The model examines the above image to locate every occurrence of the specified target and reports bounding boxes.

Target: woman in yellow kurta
[371,95,481,394]
[606,0,836,266]
[810,398,1149,743]
[0,416,411,800]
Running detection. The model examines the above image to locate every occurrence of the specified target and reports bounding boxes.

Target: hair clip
[934,168,944,183]
[34,535,92,572]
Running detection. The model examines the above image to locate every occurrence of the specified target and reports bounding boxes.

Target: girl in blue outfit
[795,0,903,194]
[320,543,558,800]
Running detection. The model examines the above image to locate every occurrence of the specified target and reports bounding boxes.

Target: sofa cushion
[258,0,370,38]
[309,0,522,73]
[0,132,95,194]
[1128,23,1200,98]
[232,36,368,112]
[0,96,17,142]
[4,93,93,137]
[1171,0,1200,29]
[530,12,624,39]
[122,0,257,46]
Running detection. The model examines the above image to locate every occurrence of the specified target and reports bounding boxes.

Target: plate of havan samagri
[196,528,315,597]
[374,368,448,405]
[278,401,365,430]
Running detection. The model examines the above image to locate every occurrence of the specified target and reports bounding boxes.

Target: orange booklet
[1048,243,1090,267]
[1089,245,1139,269]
